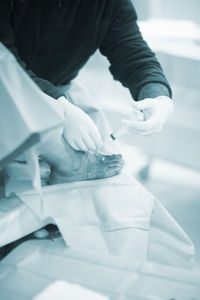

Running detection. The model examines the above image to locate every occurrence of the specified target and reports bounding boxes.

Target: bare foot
[48,141,124,184]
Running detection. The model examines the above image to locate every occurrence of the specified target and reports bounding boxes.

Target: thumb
[136,98,154,110]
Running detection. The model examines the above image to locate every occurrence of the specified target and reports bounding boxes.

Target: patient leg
[40,136,123,184]
[4,159,51,186]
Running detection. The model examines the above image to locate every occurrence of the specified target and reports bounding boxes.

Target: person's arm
[138,83,170,100]
[100,0,172,101]
[0,0,65,99]
[0,1,103,152]
[100,0,173,136]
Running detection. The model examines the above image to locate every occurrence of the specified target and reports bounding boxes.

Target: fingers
[125,114,163,135]
[83,135,96,152]
[76,132,102,152]
[124,98,173,137]
[67,137,88,152]
[71,122,103,152]
[62,100,104,152]
[76,139,89,152]
[136,98,155,110]
[124,98,166,136]
[137,125,162,136]
[68,134,99,152]
[68,139,81,151]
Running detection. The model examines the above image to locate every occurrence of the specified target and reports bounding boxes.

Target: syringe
[107,105,144,143]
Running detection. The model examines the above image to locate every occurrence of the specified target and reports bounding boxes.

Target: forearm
[8,47,65,99]
[100,0,172,101]
[137,83,172,101]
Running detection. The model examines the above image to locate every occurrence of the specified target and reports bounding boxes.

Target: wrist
[138,83,171,101]
[57,96,67,102]
[57,96,72,117]
[155,95,172,102]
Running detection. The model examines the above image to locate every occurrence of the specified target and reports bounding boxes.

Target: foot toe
[105,161,124,168]
[105,166,122,177]
[101,153,122,163]
[102,154,124,168]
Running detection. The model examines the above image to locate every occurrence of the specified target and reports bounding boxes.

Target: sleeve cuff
[130,82,172,101]
[33,77,66,100]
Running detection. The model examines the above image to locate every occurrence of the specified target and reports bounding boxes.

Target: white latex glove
[122,96,174,136]
[57,96,103,152]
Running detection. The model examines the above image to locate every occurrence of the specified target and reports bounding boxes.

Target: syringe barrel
[111,125,127,140]
[111,109,144,139]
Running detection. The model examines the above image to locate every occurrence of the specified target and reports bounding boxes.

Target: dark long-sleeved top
[0,0,172,100]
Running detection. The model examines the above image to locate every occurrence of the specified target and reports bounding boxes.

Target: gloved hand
[58,96,103,152]
[122,96,174,136]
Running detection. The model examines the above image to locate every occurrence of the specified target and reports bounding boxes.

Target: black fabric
[0,0,172,100]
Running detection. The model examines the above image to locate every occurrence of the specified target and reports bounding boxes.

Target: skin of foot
[47,139,124,185]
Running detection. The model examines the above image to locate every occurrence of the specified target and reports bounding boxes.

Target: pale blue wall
[133,0,200,23]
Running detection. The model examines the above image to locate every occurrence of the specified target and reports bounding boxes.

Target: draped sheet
[1,76,195,269]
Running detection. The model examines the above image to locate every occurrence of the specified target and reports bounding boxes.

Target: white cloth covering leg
[0,43,64,168]
[17,174,154,263]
